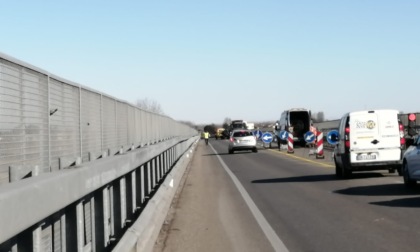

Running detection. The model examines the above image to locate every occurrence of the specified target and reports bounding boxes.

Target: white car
[228,129,257,154]
[402,136,420,187]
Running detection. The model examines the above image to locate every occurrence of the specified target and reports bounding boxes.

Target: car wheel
[397,166,403,176]
[342,163,352,179]
[403,162,416,188]
[229,149,234,154]
[253,148,258,153]
[337,157,352,179]
[335,158,342,178]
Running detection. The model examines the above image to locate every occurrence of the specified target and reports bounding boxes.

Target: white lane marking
[209,144,289,252]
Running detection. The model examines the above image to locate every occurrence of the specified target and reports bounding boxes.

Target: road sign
[304,131,315,143]
[261,132,273,143]
[327,130,339,145]
[279,130,288,140]
[254,130,263,139]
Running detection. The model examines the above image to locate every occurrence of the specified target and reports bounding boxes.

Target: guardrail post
[33,225,42,252]
[120,177,127,228]
[151,159,156,189]
[131,170,137,214]
[103,187,111,246]
[140,165,145,204]
[76,202,84,252]
[146,162,152,195]
[60,214,67,252]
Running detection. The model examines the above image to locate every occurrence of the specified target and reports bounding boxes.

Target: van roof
[286,108,310,112]
[348,109,399,116]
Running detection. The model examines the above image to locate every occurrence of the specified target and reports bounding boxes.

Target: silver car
[228,129,258,154]
[402,136,420,187]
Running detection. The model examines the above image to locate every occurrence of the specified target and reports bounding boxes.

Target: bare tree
[313,111,325,122]
[136,98,164,114]
[223,117,231,129]
[179,120,197,129]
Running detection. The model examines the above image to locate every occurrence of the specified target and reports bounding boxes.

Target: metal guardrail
[0,52,198,251]
[0,136,198,251]
[0,52,197,185]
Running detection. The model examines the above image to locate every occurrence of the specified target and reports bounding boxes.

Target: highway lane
[210,138,420,252]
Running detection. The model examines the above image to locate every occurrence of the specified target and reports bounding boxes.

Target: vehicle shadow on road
[202,152,255,156]
[334,184,420,197]
[369,196,420,208]
[252,174,337,183]
[251,172,385,184]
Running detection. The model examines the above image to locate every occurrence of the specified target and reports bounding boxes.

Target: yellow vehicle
[215,128,226,140]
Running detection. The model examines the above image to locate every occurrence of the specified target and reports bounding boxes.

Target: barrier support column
[287,133,294,154]
[316,131,324,159]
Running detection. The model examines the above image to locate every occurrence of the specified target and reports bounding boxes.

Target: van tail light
[345,127,350,148]
[399,122,406,147]
[230,137,234,142]
[345,141,350,148]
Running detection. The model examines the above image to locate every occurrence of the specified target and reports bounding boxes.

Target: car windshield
[233,131,252,137]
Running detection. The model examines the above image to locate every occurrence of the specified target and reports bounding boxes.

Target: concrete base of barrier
[112,137,199,252]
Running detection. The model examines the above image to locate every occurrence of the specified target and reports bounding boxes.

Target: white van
[333,109,405,178]
[275,108,312,147]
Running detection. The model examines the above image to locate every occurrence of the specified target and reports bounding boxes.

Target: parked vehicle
[246,122,255,130]
[333,109,405,178]
[275,108,312,147]
[402,136,420,187]
[222,129,231,139]
[215,128,226,140]
[228,129,257,154]
[228,120,248,135]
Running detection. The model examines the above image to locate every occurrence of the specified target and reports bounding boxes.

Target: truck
[228,120,248,135]
[215,128,226,140]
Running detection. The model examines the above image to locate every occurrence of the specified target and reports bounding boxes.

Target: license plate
[356,154,377,160]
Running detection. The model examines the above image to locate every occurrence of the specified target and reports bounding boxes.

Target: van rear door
[376,111,401,148]
[349,110,401,163]
[350,111,380,151]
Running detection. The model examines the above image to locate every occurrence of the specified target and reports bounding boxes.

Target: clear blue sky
[1,1,419,125]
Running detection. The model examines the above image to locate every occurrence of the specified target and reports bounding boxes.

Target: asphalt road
[155,138,420,252]
[154,138,276,252]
